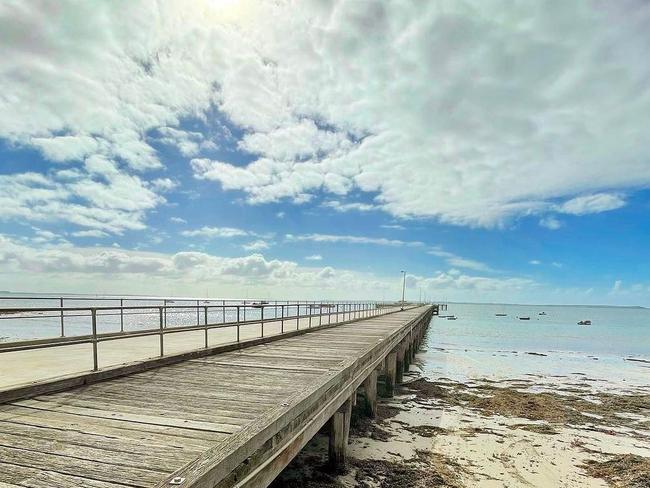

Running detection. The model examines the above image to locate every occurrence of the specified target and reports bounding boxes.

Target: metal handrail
[0,300,410,373]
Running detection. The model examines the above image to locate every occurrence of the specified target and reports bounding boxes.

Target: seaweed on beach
[351,403,403,442]
[405,424,448,437]
[353,450,463,488]
[403,378,650,429]
[508,423,558,435]
[581,454,650,487]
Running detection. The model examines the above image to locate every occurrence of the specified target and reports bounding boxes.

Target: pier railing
[0,299,408,372]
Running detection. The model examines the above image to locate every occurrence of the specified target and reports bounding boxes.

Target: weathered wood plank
[0,445,165,487]
[0,462,120,488]
[0,407,225,447]
[9,401,241,434]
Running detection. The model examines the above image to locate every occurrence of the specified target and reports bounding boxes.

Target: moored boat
[578,320,592,326]
[519,316,531,320]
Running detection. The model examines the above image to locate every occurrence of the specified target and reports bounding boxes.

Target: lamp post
[400,270,406,310]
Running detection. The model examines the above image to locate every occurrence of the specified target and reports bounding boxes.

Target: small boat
[495,313,507,317]
[578,320,592,326]
[518,316,531,321]
[250,301,269,308]
[539,312,547,315]
[447,316,457,320]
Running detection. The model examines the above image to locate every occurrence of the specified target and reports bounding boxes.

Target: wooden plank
[0,445,165,487]
[0,430,189,473]
[0,405,225,446]
[0,462,120,488]
[8,401,241,434]
[0,421,204,459]
[192,359,331,374]
[23,396,256,426]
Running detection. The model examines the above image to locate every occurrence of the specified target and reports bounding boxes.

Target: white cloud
[427,248,492,272]
[149,178,178,192]
[539,216,563,230]
[2,1,648,232]
[72,230,109,238]
[408,271,535,294]
[529,260,541,265]
[170,217,187,224]
[239,119,351,161]
[558,193,626,216]
[156,127,217,157]
[380,224,406,230]
[30,136,99,163]
[0,234,540,301]
[305,254,323,261]
[181,226,250,239]
[0,171,160,234]
[285,233,424,248]
[243,239,270,251]
[322,200,379,213]
[184,2,650,227]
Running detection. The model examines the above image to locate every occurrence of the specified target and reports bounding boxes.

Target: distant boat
[518,316,531,321]
[539,312,547,315]
[251,301,269,308]
[447,316,457,320]
[578,320,592,326]
[495,313,507,317]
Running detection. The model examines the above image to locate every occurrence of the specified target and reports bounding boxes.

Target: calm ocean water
[0,294,323,342]
[420,302,650,389]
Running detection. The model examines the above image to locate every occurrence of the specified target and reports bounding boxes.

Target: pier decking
[0,305,433,488]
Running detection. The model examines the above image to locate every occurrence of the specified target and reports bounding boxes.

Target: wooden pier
[0,305,434,488]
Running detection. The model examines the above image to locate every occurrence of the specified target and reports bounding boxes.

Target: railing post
[336,304,339,323]
[222,299,226,324]
[60,297,64,337]
[204,306,208,348]
[281,304,284,333]
[91,308,98,371]
[296,302,299,330]
[120,298,124,332]
[261,306,264,338]
[236,306,240,342]
[309,302,312,328]
[163,299,167,328]
[196,300,200,325]
[243,301,246,321]
[159,307,164,357]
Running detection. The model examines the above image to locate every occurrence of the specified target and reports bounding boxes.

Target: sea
[0,293,320,342]
[420,302,650,391]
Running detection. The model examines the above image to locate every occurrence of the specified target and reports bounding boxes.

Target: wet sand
[272,359,650,487]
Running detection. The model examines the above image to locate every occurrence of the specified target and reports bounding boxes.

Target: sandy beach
[272,347,650,487]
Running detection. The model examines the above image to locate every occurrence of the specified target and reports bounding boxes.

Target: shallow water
[0,293,341,341]
[421,302,650,390]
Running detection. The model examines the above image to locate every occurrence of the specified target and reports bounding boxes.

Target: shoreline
[272,354,650,487]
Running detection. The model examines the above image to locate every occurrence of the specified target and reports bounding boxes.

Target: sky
[1,0,649,305]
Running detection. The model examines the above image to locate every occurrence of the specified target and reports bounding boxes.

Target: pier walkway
[0,305,433,488]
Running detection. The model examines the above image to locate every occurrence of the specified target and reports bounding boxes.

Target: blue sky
[1,1,650,305]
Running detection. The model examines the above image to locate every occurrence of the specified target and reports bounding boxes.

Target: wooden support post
[404,345,410,373]
[384,352,397,397]
[329,397,353,470]
[362,370,378,417]
[396,345,404,384]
